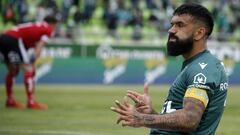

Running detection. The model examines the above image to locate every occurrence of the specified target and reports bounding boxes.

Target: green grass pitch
[0,84,239,135]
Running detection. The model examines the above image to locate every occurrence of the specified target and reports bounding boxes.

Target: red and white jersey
[4,22,54,49]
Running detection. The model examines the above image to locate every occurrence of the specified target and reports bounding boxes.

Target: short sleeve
[40,35,50,42]
[185,64,218,95]
[40,25,54,42]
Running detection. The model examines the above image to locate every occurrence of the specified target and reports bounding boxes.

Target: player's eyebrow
[171,14,194,26]
[170,21,186,27]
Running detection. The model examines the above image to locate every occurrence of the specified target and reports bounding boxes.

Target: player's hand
[111,97,144,128]
[127,83,154,114]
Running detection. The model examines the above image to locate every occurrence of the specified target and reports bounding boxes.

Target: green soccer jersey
[150,50,228,135]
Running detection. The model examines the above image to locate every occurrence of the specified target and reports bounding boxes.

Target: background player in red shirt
[0,15,57,109]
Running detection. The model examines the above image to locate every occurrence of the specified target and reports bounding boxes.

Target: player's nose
[168,26,177,34]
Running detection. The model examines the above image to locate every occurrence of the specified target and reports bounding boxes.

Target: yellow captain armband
[184,87,209,107]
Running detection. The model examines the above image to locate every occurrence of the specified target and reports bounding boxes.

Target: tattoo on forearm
[133,112,142,121]
[143,98,205,131]
[143,115,155,124]
[132,111,143,127]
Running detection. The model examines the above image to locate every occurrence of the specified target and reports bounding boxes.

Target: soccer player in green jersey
[111,3,228,135]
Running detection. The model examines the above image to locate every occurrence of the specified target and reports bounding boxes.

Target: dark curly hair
[173,3,214,37]
[43,15,58,24]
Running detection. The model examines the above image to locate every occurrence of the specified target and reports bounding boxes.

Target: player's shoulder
[187,50,222,74]
[185,51,228,94]
[33,22,53,33]
[183,50,227,87]
[184,51,227,91]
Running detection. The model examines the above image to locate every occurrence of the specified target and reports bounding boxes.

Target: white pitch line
[0,128,113,135]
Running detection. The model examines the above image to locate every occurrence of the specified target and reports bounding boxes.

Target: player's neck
[182,40,207,60]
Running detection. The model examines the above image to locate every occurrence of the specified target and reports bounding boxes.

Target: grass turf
[0,84,239,135]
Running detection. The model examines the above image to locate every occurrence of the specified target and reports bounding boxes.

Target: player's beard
[167,33,194,56]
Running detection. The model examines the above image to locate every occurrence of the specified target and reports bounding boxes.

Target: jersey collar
[182,50,209,70]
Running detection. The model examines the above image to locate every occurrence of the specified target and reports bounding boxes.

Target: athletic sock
[24,69,36,103]
[5,72,15,101]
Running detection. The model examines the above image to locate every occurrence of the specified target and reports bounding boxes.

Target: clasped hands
[111,83,154,127]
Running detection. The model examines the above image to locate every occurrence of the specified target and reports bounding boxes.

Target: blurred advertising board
[0,43,240,84]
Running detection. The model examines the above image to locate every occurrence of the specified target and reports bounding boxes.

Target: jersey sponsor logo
[220,82,228,91]
[188,84,210,90]
[199,62,208,69]
[193,73,207,84]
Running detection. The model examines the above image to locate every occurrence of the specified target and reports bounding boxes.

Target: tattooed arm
[111,97,205,131]
[142,97,205,131]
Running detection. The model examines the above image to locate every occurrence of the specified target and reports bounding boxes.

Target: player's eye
[176,22,184,27]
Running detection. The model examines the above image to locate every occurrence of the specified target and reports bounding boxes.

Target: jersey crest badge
[194,73,207,84]
[199,62,207,69]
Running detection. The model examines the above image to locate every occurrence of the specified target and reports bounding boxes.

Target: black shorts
[0,34,30,64]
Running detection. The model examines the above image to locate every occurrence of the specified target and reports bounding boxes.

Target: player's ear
[194,27,206,41]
